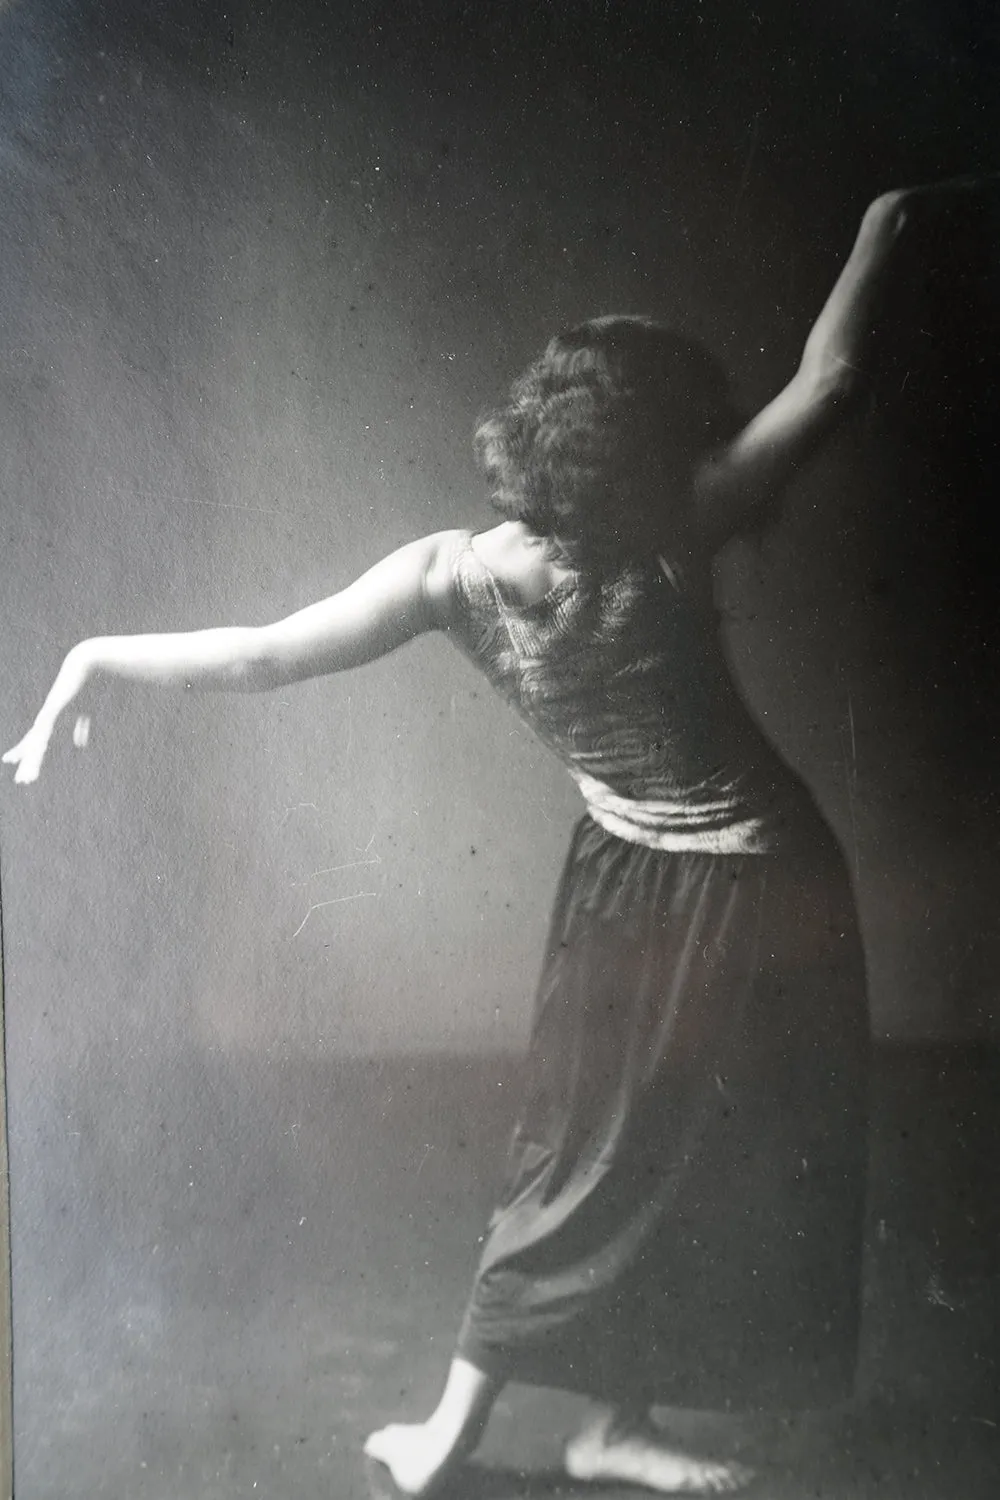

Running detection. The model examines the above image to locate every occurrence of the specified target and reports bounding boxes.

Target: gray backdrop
[3,0,997,1056]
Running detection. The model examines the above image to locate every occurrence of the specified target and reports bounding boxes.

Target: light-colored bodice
[447,530,814,853]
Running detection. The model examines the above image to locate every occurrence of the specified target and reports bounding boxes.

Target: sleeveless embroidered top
[446,530,816,854]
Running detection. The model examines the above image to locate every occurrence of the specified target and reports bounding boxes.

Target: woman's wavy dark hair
[475,315,742,554]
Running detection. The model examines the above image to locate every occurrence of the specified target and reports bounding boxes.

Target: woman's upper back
[446,523,812,853]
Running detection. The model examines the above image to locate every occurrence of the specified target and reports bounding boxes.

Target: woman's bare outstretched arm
[3,529,460,785]
[692,175,997,550]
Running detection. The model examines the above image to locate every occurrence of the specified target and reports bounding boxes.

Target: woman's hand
[889,171,1000,213]
[3,724,59,785]
[869,173,1000,255]
[3,644,93,785]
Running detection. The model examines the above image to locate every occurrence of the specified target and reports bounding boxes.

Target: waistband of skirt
[571,771,778,854]
[584,804,775,854]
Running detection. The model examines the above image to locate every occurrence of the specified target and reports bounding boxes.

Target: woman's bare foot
[363,1419,469,1496]
[565,1409,754,1495]
[363,1357,497,1496]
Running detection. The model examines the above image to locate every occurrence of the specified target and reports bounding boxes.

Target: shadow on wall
[719,218,1000,1042]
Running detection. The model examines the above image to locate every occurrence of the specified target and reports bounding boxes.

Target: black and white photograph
[1,2,998,1497]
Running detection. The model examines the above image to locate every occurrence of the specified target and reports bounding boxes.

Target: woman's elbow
[234,628,291,692]
[797,352,864,416]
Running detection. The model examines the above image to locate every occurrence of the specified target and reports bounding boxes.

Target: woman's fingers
[6,746,42,783]
[4,712,89,784]
[907,173,1000,222]
[901,172,1000,199]
[3,728,50,783]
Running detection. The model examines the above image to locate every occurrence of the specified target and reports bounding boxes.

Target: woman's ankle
[603,1400,654,1437]
[426,1357,500,1448]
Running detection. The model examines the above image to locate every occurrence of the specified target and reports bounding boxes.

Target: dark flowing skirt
[457,814,871,1411]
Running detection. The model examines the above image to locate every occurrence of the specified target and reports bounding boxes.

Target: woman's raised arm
[691,176,997,550]
[3,529,460,784]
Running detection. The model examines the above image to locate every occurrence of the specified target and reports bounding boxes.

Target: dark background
[1,1,999,1496]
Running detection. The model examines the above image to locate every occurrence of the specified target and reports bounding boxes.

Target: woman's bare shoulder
[470,522,573,604]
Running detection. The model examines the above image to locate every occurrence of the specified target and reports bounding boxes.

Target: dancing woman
[4,179,981,1495]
